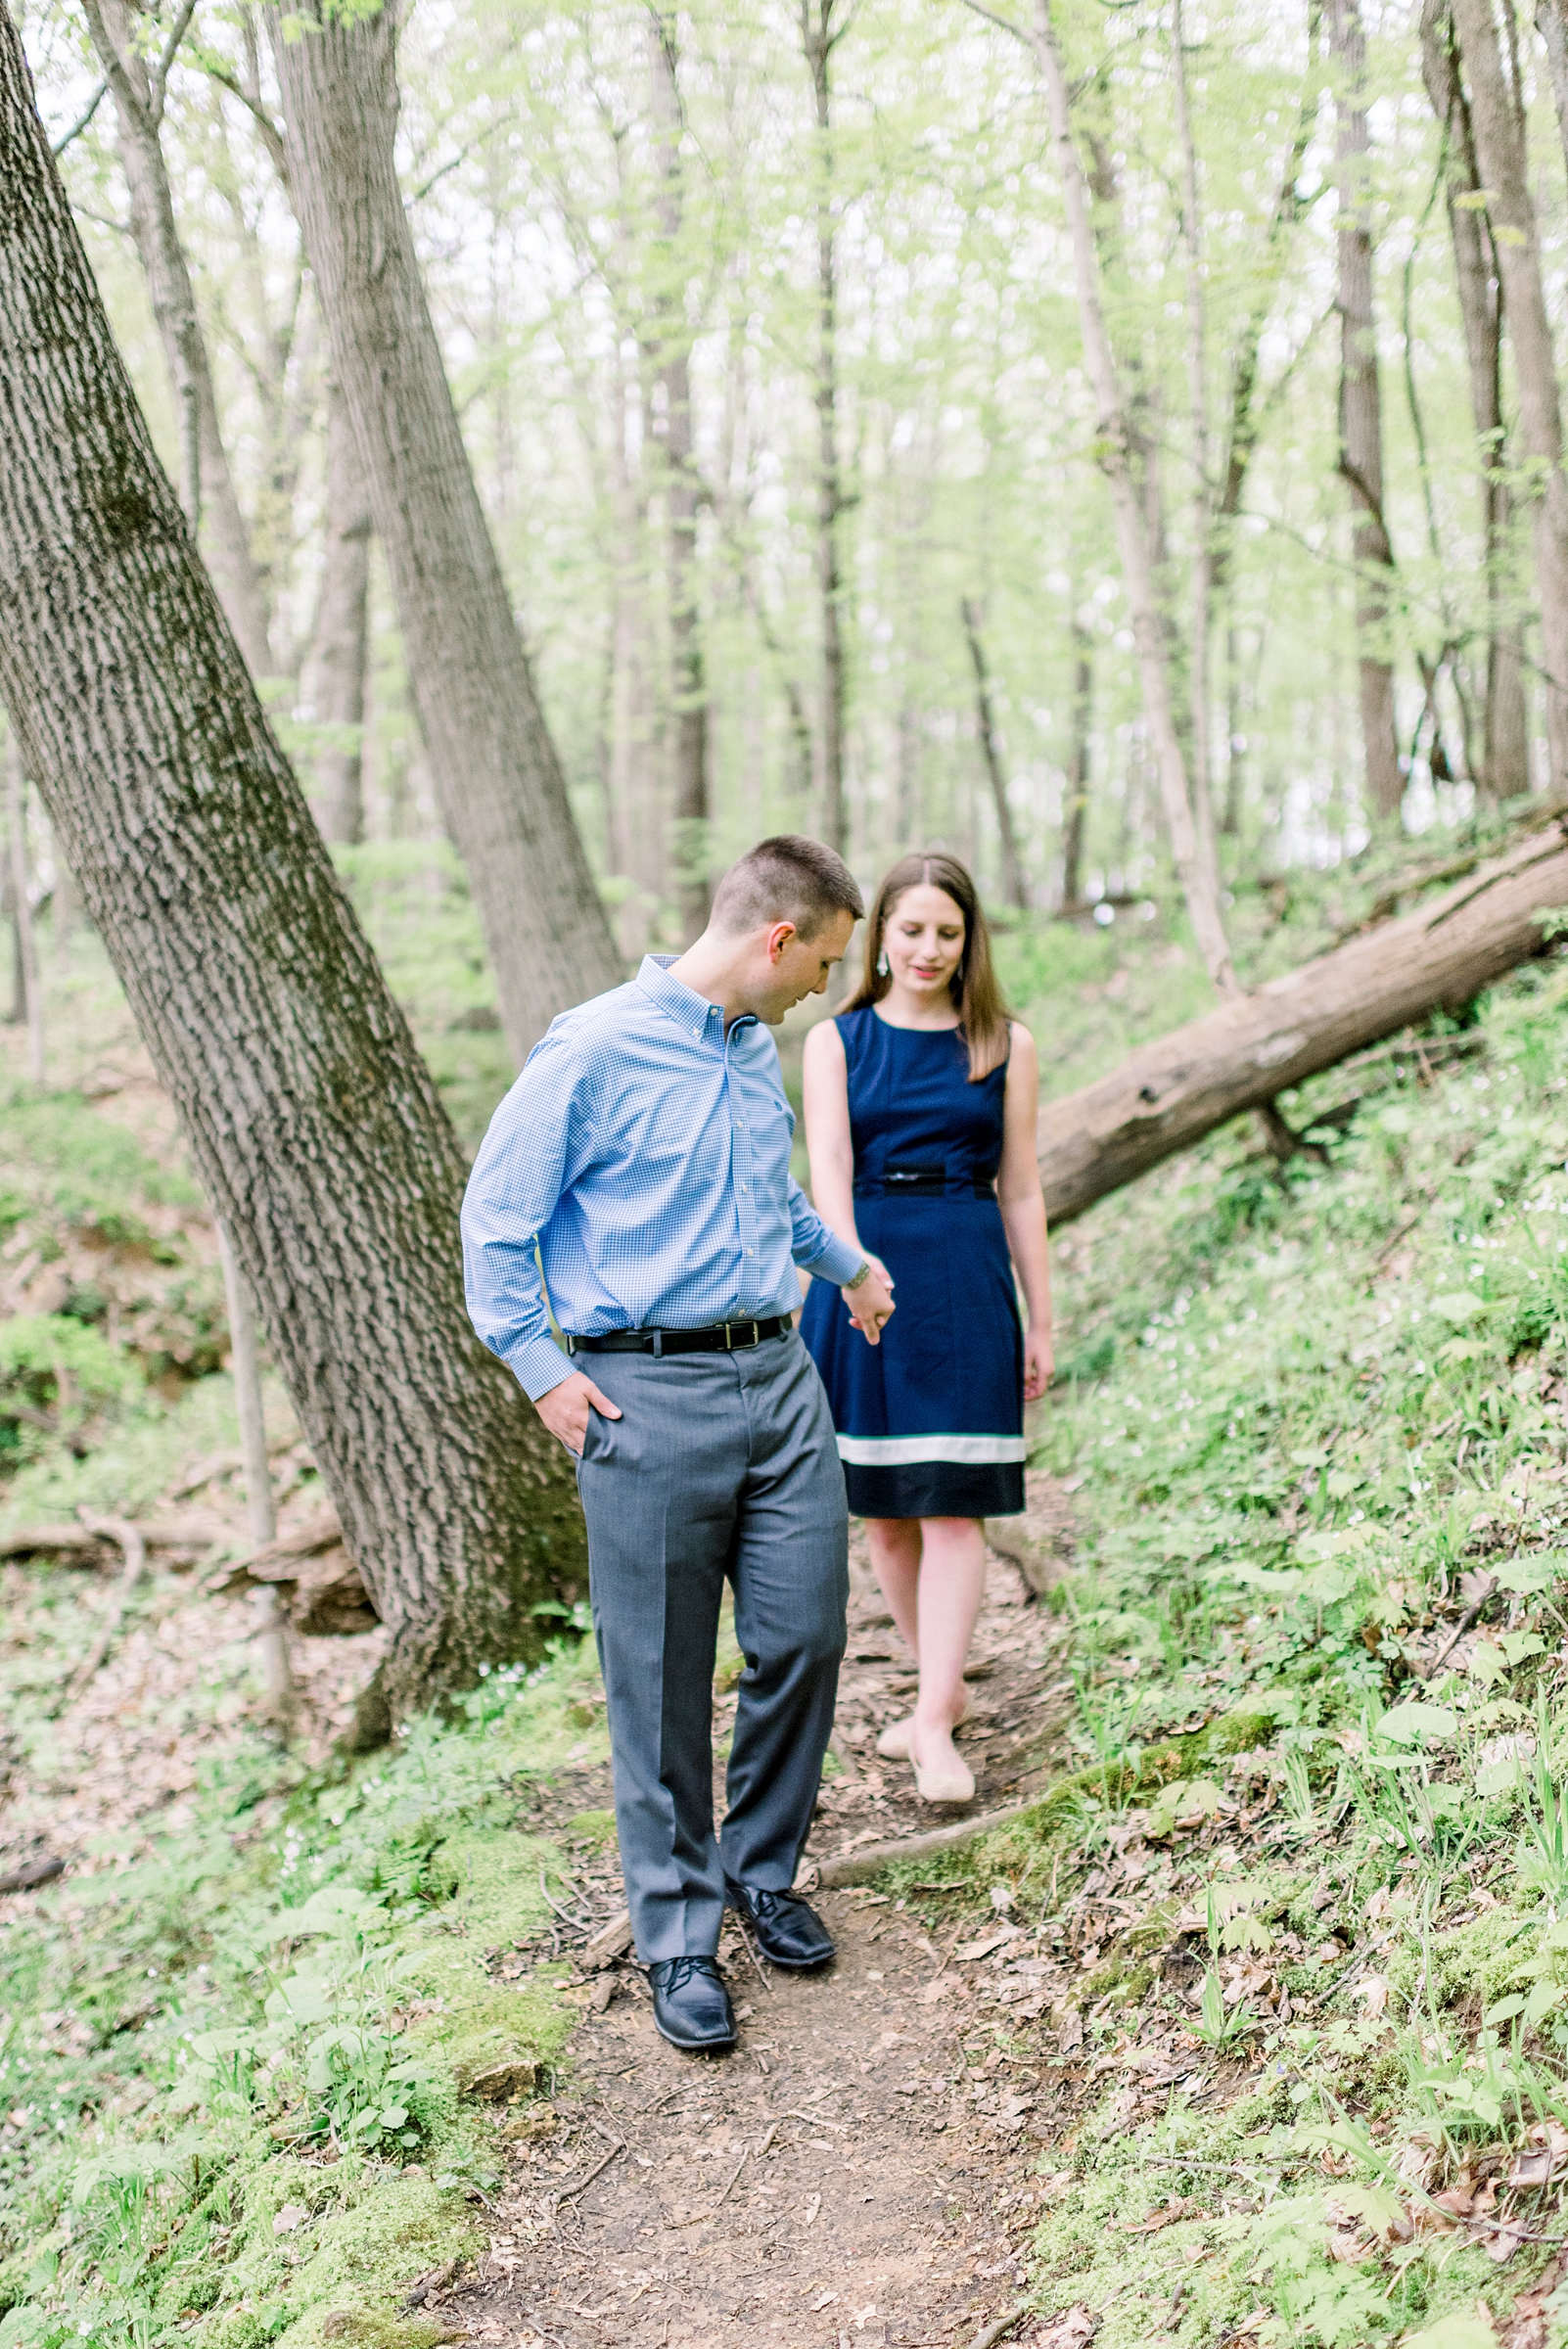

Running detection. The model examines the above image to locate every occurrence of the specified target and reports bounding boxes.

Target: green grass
[893,948,1568,2344]
[0,1639,603,2349]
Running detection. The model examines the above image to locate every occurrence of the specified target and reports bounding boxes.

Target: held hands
[845,1257,895,1346]
[535,1368,622,1456]
[1022,1325,1053,1403]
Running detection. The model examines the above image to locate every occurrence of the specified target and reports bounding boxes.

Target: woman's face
[882,884,967,1001]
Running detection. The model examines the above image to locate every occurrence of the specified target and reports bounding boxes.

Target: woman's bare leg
[909,1517,987,1781]
[864,1516,923,1659]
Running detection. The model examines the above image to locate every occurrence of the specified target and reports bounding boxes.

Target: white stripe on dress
[835,1434,1027,1466]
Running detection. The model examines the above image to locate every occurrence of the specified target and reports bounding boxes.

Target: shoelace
[654,1955,722,1993]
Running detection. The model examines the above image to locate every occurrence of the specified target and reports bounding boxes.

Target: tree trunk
[1329,0,1403,825]
[802,0,848,860]
[1453,0,1568,794]
[266,0,620,1061]
[6,731,43,1082]
[1419,0,1530,801]
[1538,0,1568,182]
[1170,0,1221,887]
[648,14,710,944]
[307,375,371,846]
[0,0,586,1716]
[1037,812,1568,1224]
[1060,619,1094,908]
[81,0,273,679]
[960,598,1027,910]
[1029,0,1234,994]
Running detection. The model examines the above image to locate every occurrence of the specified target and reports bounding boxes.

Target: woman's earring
[876,948,890,977]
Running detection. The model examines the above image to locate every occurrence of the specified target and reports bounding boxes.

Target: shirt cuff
[509,1331,576,1402]
[799,1229,864,1288]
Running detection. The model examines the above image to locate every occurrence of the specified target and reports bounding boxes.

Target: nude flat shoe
[912,1747,975,1805]
[875,1688,973,1762]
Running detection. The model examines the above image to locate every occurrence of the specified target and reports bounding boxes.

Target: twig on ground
[730,1917,775,1992]
[1372,1212,1422,1270]
[967,2299,1032,2349]
[767,2108,846,2132]
[554,2137,624,2203]
[711,2142,751,2212]
[538,1869,592,1932]
[53,1515,145,1713]
[1418,1575,1499,1681]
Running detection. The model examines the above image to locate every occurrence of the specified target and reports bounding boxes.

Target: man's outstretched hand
[535,1369,623,1455]
[845,1265,896,1345]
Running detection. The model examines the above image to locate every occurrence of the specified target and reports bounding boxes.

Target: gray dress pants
[574,1329,849,1961]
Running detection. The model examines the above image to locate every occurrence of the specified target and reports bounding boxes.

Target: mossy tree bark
[265,0,620,1061]
[0,0,586,1716]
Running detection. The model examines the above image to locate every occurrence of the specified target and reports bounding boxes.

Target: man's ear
[764,920,799,965]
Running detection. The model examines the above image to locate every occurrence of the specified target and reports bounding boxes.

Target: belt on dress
[565,1317,790,1357]
[853,1168,996,1198]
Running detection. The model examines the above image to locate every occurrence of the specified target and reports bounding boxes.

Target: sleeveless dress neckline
[800,1004,1025,1520]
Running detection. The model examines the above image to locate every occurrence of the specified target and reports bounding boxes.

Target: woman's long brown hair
[845,851,1013,1081]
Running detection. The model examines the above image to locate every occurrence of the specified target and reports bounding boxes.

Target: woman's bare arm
[802,1016,861,1253]
[997,1023,1053,1399]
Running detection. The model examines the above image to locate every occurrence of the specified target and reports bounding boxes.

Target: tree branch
[51,79,107,155]
[955,0,1033,42]
[149,0,201,123]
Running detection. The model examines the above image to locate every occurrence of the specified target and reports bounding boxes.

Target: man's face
[757,908,856,1023]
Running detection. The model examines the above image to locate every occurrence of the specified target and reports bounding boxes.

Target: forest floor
[452,1540,1074,2349]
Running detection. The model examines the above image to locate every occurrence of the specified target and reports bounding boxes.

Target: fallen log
[1038,810,1568,1225]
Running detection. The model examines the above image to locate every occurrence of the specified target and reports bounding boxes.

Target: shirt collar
[636,953,755,1041]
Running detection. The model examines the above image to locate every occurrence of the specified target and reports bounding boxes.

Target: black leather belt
[566,1317,790,1357]
[854,1169,996,1198]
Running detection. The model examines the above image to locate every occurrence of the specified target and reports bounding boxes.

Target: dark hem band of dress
[843,1459,1025,1520]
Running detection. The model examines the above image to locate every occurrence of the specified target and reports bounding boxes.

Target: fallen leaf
[273,2203,310,2235]
[1352,1973,1389,2018]
[808,2290,839,2313]
[953,1927,1023,1962]
[1035,2309,1098,2348]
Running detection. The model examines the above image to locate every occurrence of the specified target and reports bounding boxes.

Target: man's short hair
[710,835,864,940]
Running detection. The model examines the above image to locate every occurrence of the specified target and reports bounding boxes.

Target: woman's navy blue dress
[801,1005,1025,1520]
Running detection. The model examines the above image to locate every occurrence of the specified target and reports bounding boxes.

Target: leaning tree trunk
[1419,0,1529,801]
[81,0,273,678]
[648,13,710,944]
[1037,812,1568,1224]
[307,375,371,846]
[1330,0,1403,825]
[266,0,619,1060]
[1452,0,1568,796]
[0,0,586,1717]
[1030,0,1234,995]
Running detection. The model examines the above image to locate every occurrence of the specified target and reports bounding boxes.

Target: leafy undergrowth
[878,952,1568,2347]
[0,1640,605,2349]
[0,1090,226,1490]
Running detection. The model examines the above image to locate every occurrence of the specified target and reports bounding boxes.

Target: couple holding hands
[462,835,1052,2052]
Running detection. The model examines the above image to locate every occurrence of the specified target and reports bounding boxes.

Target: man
[462,836,895,2052]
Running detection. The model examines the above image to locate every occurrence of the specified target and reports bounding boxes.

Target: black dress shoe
[647,1956,736,2051]
[725,1878,836,1969]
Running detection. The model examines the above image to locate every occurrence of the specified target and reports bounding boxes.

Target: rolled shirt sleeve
[788,1178,863,1287]
[461,1034,583,1402]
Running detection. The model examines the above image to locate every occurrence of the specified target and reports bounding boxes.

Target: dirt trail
[455,1523,1079,2349]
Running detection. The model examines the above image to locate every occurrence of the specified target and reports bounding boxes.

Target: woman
[800,852,1052,1804]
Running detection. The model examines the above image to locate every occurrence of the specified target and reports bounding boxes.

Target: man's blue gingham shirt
[461,954,863,1400]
